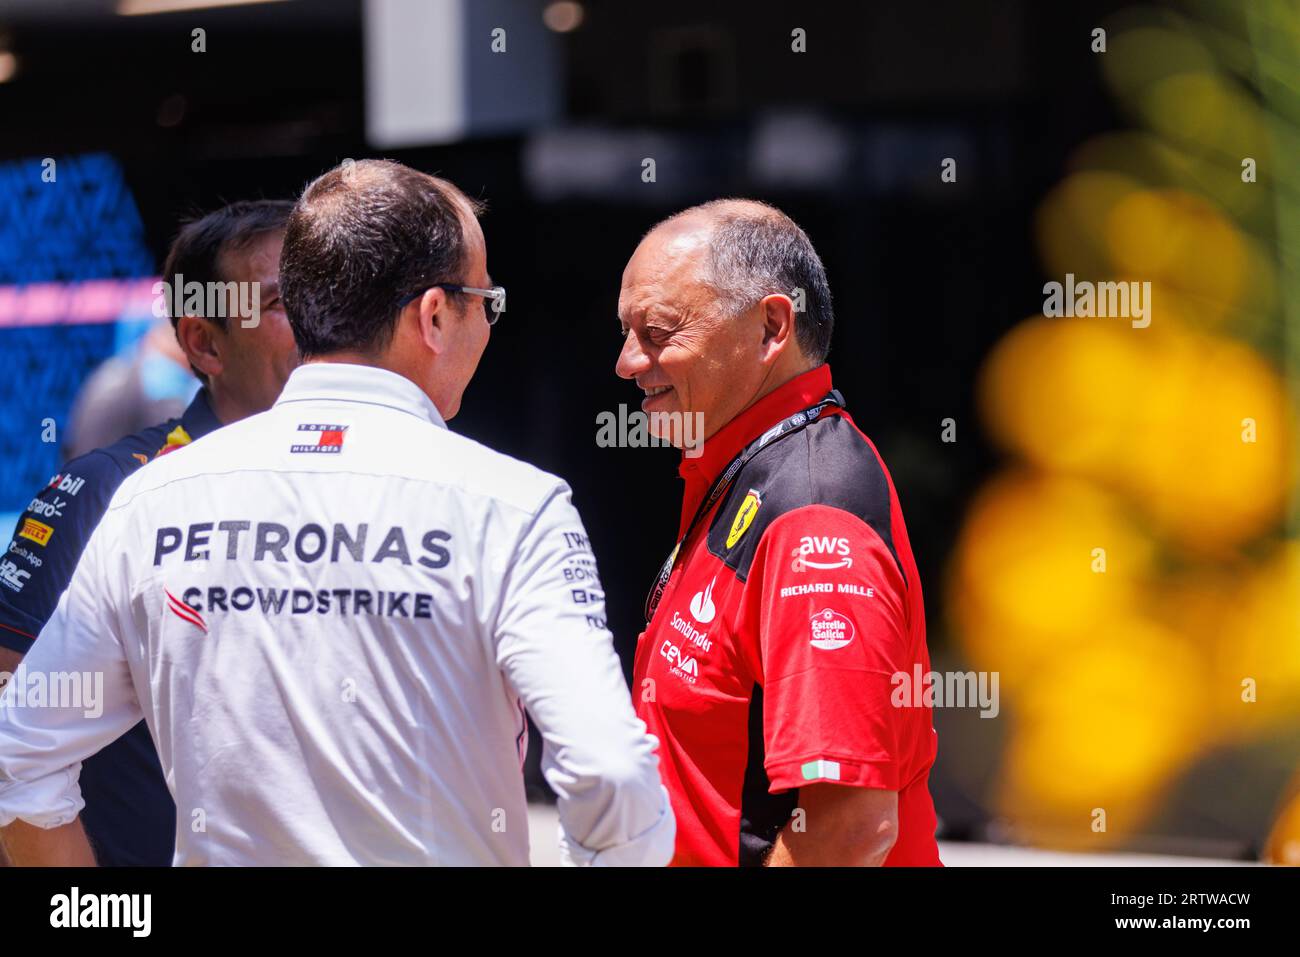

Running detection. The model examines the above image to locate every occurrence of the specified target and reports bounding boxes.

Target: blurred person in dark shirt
[0,199,298,865]
[65,318,198,460]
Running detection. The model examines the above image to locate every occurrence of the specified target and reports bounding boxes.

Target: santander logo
[689,577,717,624]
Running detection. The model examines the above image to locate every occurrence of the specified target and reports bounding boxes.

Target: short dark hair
[161,199,294,332]
[659,199,834,363]
[280,159,483,359]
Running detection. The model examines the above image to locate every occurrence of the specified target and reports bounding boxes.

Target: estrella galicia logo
[291,423,347,454]
[809,608,854,650]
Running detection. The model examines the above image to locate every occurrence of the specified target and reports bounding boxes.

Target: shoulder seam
[106,465,561,519]
[761,503,906,586]
[85,447,133,483]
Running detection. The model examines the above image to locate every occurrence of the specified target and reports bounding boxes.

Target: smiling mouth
[643,385,673,398]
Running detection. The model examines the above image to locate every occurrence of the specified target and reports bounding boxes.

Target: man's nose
[615,332,651,380]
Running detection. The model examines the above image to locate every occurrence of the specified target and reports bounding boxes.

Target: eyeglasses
[400,284,507,325]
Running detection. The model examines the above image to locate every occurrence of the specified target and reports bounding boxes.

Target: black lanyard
[643,389,844,624]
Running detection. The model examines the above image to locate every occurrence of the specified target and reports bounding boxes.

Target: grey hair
[658,198,834,362]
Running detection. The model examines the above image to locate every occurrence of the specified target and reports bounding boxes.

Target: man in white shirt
[0,159,674,866]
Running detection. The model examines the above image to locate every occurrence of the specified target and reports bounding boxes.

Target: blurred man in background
[64,318,198,461]
[0,159,673,866]
[619,199,941,866]
[0,199,297,865]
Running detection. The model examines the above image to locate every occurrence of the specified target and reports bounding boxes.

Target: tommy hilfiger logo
[165,588,207,633]
[291,423,347,454]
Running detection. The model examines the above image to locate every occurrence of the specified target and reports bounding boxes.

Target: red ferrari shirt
[633,364,941,866]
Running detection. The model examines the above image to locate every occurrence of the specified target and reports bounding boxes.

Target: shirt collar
[180,387,222,440]
[273,362,447,429]
[675,363,834,535]
[679,363,834,486]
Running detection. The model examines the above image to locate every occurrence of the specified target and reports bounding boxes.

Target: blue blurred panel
[0,324,117,513]
[0,152,154,513]
[0,153,153,284]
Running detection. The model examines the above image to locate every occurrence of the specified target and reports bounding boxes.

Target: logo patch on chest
[725,488,762,549]
[809,608,855,650]
[688,577,716,624]
[291,423,348,453]
[659,638,699,683]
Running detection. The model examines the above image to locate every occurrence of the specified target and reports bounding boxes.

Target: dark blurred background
[2,0,1296,861]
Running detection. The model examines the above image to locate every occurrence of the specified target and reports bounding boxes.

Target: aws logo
[791,535,853,572]
[726,489,762,549]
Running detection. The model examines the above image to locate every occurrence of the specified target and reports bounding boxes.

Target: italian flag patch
[801,759,842,782]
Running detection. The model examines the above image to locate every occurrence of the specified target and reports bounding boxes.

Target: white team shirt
[0,363,674,866]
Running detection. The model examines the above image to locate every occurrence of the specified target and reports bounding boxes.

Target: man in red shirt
[617,199,941,866]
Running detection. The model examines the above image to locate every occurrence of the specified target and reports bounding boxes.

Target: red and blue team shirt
[633,364,942,866]
[0,390,220,866]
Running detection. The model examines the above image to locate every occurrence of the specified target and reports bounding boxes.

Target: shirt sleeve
[0,502,144,829]
[743,503,912,793]
[0,452,123,655]
[492,483,675,867]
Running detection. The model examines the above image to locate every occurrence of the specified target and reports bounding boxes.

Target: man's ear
[175,314,224,379]
[758,293,797,361]
[413,286,452,356]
